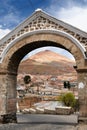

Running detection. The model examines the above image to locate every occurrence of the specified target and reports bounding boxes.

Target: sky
[0,0,87,60]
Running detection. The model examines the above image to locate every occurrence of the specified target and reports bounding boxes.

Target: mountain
[18,50,76,76]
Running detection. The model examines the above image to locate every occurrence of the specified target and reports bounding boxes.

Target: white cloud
[47,1,87,32]
[58,6,87,32]
[46,1,87,32]
[0,28,10,39]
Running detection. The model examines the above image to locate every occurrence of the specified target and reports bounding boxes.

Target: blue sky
[0,0,87,30]
[0,0,87,60]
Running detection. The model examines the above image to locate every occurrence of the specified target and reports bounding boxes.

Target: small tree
[61,92,76,108]
[24,75,31,92]
[24,75,31,84]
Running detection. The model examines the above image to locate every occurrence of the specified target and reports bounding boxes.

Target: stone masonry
[0,9,87,122]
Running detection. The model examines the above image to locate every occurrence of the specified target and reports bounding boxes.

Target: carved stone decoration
[0,9,87,60]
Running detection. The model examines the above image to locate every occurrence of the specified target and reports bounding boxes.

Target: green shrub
[61,93,76,108]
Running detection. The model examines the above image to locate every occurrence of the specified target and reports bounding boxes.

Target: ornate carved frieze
[0,10,87,56]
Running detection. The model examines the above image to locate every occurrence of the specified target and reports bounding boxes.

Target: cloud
[0,12,22,29]
[0,28,10,39]
[0,0,23,29]
[46,1,87,32]
[58,6,87,32]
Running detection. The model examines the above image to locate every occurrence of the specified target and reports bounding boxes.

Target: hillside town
[17,50,78,114]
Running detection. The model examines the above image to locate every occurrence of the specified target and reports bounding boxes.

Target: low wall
[56,106,72,115]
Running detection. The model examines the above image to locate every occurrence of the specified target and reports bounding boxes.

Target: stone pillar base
[1,113,17,123]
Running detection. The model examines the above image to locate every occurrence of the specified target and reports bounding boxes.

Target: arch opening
[17,45,78,115]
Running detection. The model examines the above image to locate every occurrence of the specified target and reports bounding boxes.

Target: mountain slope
[18,50,76,77]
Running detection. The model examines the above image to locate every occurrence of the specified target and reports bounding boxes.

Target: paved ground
[0,123,77,130]
[17,114,78,124]
[0,114,86,130]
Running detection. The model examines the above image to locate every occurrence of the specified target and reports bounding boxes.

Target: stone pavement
[17,114,78,124]
[0,114,86,130]
[0,122,87,130]
[0,123,77,130]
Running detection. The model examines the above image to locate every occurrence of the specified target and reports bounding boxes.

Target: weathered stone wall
[78,72,87,117]
[0,73,17,115]
[0,74,7,115]
[6,74,17,113]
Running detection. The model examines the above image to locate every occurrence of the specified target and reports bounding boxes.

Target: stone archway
[0,9,87,122]
[0,30,87,122]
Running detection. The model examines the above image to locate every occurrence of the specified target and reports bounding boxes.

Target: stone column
[78,71,87,117]
[0,74,7,115]
[0,72,17,123]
